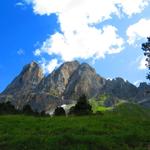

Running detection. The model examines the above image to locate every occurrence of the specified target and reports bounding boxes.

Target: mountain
[101,78,138,100]
[0,60,150,112]
[2,61,43,95]
[0,61,44,109]
[64,63,106,99]
[37,61,80,97]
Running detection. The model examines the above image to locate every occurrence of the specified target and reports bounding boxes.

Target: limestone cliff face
[64,63,106,99]
[0,61,44,108]
[2,61,43,95]
[102,78,138,100]
[136,82,150,100]
[37,61,80,97]
[0,60,150,112]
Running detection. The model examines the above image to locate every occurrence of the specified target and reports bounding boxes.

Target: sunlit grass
[0,104,149,150]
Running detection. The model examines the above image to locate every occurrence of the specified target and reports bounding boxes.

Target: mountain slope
[2,61,43,95]
[37,60,80,97]
[0,61,44,109]
[0,60,150,112]
[64,63,106,99]
[101,78,138,100]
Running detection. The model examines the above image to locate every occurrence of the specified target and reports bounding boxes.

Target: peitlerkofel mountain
[0,60,150,112]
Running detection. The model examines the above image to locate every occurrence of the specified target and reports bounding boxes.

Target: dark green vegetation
[142,37,150,80]
[54,107,66,116]
[0,102,19,115]
[0,102,48,116]
[0,103,150,150]
[69,95,92,115]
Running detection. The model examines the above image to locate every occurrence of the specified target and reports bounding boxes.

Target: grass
[0,104,150,150]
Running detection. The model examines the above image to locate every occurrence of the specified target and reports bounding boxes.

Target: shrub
[40,111,47,117]
[22,104,35,115]
[69,94,92,115]
[0,101,19,114]
[54,107,66,116]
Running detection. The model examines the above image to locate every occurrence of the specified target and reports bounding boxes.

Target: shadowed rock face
[64,63,106,99]
[0,60,150,112]
[136,82,150,100]
[101,78,138,100]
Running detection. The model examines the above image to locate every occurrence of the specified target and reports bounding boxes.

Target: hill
[0,104,149,150]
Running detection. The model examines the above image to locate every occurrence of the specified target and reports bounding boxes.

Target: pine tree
[142,37,150,80]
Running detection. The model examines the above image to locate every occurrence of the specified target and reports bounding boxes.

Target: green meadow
[0,104,150,150]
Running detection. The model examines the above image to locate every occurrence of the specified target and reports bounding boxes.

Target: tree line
[0,94,93,116]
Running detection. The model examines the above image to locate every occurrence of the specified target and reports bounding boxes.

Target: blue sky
[0,0,150,92]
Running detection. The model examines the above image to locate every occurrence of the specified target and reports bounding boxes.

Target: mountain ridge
[0,60,150,112]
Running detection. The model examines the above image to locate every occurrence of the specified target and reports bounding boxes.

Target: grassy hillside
[0,104,150,150]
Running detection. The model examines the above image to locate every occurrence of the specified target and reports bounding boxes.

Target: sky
[0,0,150,92]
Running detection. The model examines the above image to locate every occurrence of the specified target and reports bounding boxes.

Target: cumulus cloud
[30,0,127,62]
[138,56,147,70]
[119,0,150,17]
[127,19,150,45]
[25,0,150,17]
[35,25,124,61]
[134,80,143,86]
[23,0,150,72]
[39,58,60,74]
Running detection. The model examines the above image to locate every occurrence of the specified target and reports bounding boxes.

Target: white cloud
[26,0,150,17]
[134,80,143,86]
[35,25,124,61]
[127,19,150,45]
[138,56,147,70]
[119,0,150,17]
[17,49,25,55]
[24,0,150,62]
[33,49,41,56]
[39,58,60,74]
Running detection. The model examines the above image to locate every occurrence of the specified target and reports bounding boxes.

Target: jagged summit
[2,61,43,95]
[64,62,105,99]
[22,61,39,71]
[0,60,150,111]
[37,60,80,96]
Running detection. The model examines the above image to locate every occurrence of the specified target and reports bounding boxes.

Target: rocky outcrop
[64,63,106,99]
[101,78,138,101]
[2,61,43,95]
[0,60,150,112]
[136,82,150,100]
[37,60,80,97]
[0,61,44,108]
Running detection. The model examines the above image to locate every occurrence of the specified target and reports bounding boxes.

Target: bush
[40,111,48,117]
[95,111,104,116]
[22,104,35,115]
[54,107,66,116]
[0,101,19,114]
[69,95,92,115]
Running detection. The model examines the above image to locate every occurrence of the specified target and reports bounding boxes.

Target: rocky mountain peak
[1,60,150,112]
[138,82,149,88]
[64,62,106,99]
[37,60,80,96]
[2,61,43,95]
[102,77,138,100]
[78,63,96,74]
